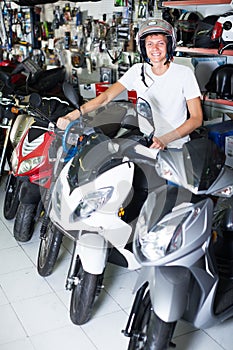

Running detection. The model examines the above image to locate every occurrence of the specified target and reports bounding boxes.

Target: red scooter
[4,93,70,241]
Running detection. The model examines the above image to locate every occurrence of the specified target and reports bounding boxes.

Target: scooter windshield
[67,132,122,191]
[183,138,225,191]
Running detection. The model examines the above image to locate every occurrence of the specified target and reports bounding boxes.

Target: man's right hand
[57,110,80,130]
[57,116,71,130]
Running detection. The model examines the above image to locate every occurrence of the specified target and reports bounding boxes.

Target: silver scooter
[123,135,233,350]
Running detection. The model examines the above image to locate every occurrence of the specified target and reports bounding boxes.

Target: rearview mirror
[62,81,80,110]
[29,93,42,108]
[136,97,154,137]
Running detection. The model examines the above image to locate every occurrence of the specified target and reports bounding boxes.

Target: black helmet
[175,11,203,46]
[193,15,220,48]
[137,19,176,63]
[205,64,233,100]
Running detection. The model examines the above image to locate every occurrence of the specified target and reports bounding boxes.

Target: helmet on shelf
[205,64,233,100]
[211,12,233,54]
[175,11,203,46]
[193,15,220,48]
[137,18,176,63]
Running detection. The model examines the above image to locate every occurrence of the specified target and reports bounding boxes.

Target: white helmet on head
[138,18,176,63]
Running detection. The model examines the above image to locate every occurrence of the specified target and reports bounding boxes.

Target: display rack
[175,46,233,56]
[162,0,233,15]
[203,96,233,106]
[163,0,233,56]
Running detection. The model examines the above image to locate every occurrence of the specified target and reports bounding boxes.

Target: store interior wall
[42,1,115,22]
[4,1,233,84]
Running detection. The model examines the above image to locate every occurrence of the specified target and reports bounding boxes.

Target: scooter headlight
[155,157,200,194]
[73,186,113,220]
[139,223,182,261]
[17,156,44,174]
[137,210,191,262]
[155,158,179,185]
[211,185,233,198]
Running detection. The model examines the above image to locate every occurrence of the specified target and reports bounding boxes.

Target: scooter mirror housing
[136,97,154,137]
[29,92,42,109]
[136,98,153,120]
[62,81,80,111]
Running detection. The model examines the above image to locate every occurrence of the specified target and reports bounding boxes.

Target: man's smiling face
[145,34,168,65]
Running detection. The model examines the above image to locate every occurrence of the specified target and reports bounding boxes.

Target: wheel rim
[5,178,17,210]
[39,222,54,267]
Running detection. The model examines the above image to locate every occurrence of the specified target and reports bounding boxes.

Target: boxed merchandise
[95,83,137,103]
[207,120,233,150]
[79,83,96,99]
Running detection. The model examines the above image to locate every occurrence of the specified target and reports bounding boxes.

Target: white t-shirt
[118,62,201,148]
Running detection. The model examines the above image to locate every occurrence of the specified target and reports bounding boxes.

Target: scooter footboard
[78,233,107,275]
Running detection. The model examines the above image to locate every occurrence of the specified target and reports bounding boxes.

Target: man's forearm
[159,117,202,146]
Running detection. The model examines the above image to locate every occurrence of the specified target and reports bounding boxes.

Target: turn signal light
[11,106,19,114]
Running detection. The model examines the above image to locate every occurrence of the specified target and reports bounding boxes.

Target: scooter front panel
[53,161,134,227]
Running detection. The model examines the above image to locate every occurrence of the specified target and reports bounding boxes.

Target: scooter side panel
[9,114,34,147]
[206,166,233,194]
[185,265,219,329]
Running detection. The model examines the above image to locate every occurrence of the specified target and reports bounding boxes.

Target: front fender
[134,266,190,323]
[78,233,107,275]
[150,266,190,322]
[19,180,41,204]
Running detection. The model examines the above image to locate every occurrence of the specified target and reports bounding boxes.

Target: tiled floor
[0,175,232,350]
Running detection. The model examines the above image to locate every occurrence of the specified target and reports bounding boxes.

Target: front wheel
[14,203,37,242]
[70,260,102,325]
[128,291,151,350]
[3,175,21,220]
[37,220,63,276]
[128,291,176,350]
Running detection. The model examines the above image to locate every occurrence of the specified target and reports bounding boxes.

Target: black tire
[145,311,176,350]
[14,203,37,242]
[37,221,63,277]
[128,291,176,350]
[70,260,101,325]
[3,175,21,220]
[128,291,151,350]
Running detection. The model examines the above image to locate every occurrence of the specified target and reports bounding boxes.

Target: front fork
[122,282,149,338]
[40,188,53,239]
[66,241,79,291]
[65,233,108,290]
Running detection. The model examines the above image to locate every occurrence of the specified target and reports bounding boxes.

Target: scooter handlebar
[62,119,83,155]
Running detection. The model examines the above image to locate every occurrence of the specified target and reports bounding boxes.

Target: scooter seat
[29,66,66,92]
[0,71,12,87]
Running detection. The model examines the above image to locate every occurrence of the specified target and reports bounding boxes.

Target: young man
[57,18,203,149]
